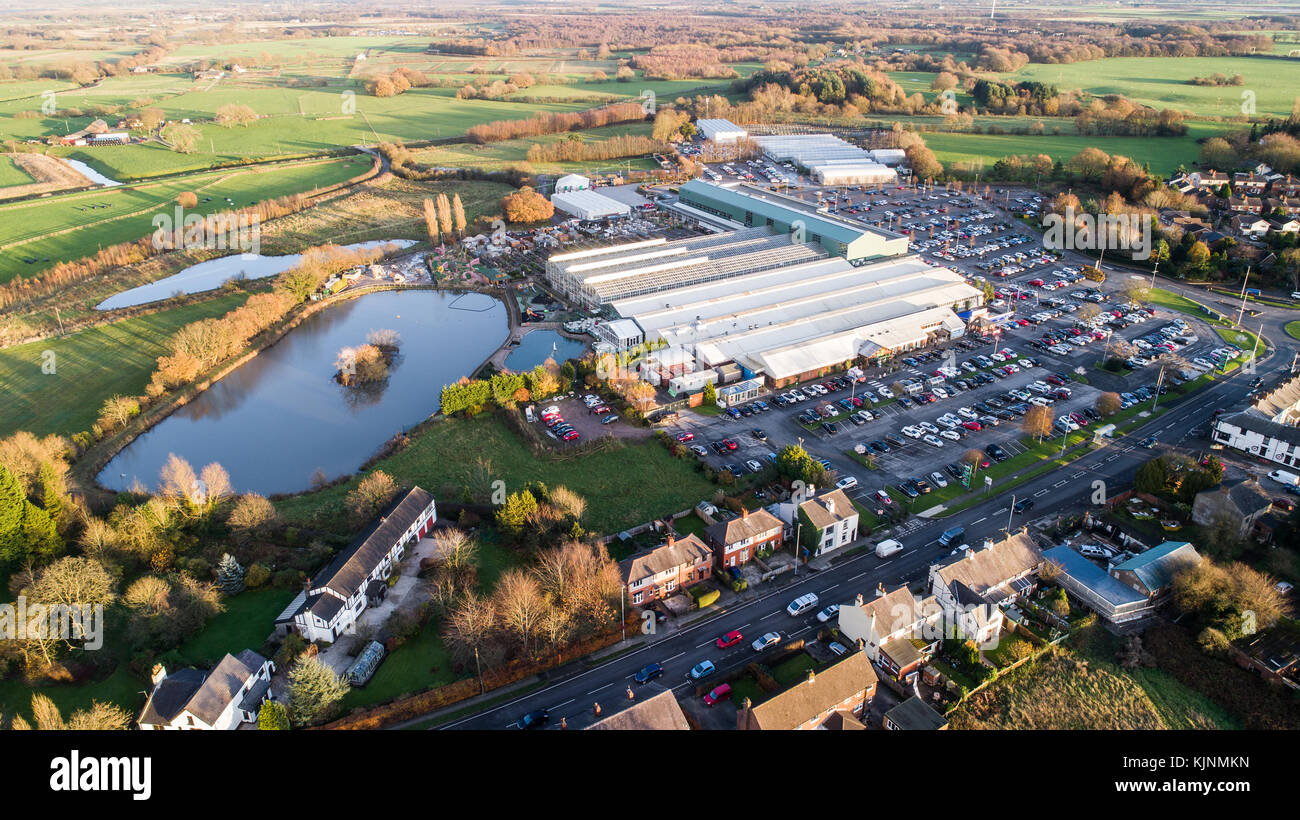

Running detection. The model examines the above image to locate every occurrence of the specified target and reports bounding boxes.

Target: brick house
[704,507,784,569]
[1192,477,1274,540]
[737,652,878,730]
[620,533,713,605]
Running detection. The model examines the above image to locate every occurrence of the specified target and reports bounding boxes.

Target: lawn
[1005,55,1300,118]
[0,292,249,439]
[340,617,460,710]
[1146,287,1212,317]
[1286,320,1300,341]
[769,652,819,687]
[173,587,295,667]
[274,413,718,536]
[409,122,661,175]
[0,155,367,284]
[921,130,1203,177]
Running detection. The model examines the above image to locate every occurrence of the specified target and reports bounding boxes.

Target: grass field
[0,154,34,188]
[409,122,660,174]
[0,293,248,438]
[0,156,367,283]
[1005,55,1300,118]
[274,413,717,536]
[922,130,1203,176]
[173,587,294,668]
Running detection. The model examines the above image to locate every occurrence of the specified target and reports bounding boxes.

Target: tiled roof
[185,650,269,726]
[621,534,712,586]
[311,486,434,598]
[798,489,856,530]
[744,652,877,730]
[932,531,1040,597]
[706,508,783,546]
[587,689,690,730]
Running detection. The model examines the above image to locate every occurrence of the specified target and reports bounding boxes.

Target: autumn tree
[346,470,399,525]
[163,122,200,154]
[451,193,467,237]
[1096,392,1122,417]
[422,197,440,243]
[501,186,554,223]
[1022,404,1054,442]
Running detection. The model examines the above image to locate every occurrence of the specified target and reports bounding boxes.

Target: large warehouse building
[696,118,748,144]
[550,189,632,220]
[675,180,909,262]
[608,255,981,387]
[752,134,898,185]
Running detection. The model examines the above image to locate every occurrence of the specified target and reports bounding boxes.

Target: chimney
[741,508,749,519]
[824,499,836,517]
[856,637,866,651]
[150,664,167,687]
[854,592,864,607]
[665,533,675,547]
[737,697,753,731]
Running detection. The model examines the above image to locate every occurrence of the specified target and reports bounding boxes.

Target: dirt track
[0,152,96,200]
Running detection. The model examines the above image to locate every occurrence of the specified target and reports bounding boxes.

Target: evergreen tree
[257,699,289,730]
[702,380,717,405]
[497,490,538,538]
[0,466,59,567]
[216,553,246,595]
[286,656,350,727]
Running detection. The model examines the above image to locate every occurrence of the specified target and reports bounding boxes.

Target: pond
[95,239,416,311]
[98,289,508,496]
[502,329,587,371]
[64,158,122,187]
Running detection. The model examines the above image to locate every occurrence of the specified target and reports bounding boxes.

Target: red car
[1045,375,1065,385]
[1015,319,1030,327]
[561,430,580,441]
[589,405,611,415]
[675,432,695,443]
[962,421,982,431]
[716,630,744,649]
[723,439,739,450]
[703,683,732,706]
[1028,279,1044,287]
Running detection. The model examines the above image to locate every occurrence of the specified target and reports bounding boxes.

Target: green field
[275,413,717,536]
[0,293,248,438]
[1005,55,1300,118]
[0,156,366,283]
[922,130,1203,176]
[0,154,34,188]
[409,122,660,174]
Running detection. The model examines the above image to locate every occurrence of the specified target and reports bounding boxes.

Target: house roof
[855,584,941,638]
[705,507,783,546]
[138,668,206,726]
[620,534,712,586]
[885,695,948,730]
[1112,541,1202,592]
[880,636,924,670]
[744,652,877,730]
[819,709,866,730]
[1042,545,1147,609]
[586,689,690,730]
[1220,477,1274,517]
[798,489,857,531]
[311,486,434,598]
[932,531,1040,597]
[185,650,269,726]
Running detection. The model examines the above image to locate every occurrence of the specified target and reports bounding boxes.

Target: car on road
[875,538,903,558]
[836,476,859,491]
[1013,498,1035,514]
[703,683,732,706]
[716,630,744,649]
[690,660,717,680]
[519,709,549,729]
[634,663,664,684]
[938,526,965,547]
[1139,436,1157,448]
[787,593,820,616]
[752,632,781,652]
[816,604,841,623]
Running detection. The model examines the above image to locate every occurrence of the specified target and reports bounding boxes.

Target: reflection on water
[99,290,507,495]
[503,330,588,371]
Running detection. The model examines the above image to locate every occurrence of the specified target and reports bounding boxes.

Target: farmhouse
[138,650,274,730]
[275,487,437,643]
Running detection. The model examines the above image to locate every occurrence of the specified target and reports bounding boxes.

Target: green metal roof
[680,180,892,246]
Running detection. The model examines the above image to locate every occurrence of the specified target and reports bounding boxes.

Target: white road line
[972,516,987,524]
[551,699,575,709]
[820,585,839,593]
[760,610,781,620]
[664,652,684,663]
[695,639,714,649]
[848,572,867,581]
[1052,480,1066,488]
[586,683,612,695]
[1033,489,1049,497]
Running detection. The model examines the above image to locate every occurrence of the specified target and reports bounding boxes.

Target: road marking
[664,652,684,663]
[972,516,987,524]
[586,683,612,695]
[695,639,714,649]
[1033,489,1049,497]
[848,572,867,581]
[995,507,1008,514]
[760,610,781,620]
[551,699,575,709]
[820,585,839,593]
[1052,480,1066,488]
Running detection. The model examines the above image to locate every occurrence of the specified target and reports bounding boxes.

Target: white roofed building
[551,189,631,220]
[554,173,590,193]
[696,118,748,144]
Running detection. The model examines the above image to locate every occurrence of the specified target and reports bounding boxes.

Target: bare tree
[1096,392,1122,417]
[1022,405,1054,442]
[494,569,547,654]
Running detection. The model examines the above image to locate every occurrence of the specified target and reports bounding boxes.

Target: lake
[96,239,415,311]
[503,329,587,371]
[98,289,508,495]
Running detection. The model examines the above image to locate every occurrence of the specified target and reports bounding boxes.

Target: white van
[787,593,820,617]
[1268,469,1300,487]
[875,539,904,558]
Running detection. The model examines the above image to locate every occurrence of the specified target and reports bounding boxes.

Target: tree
[215,103,257,127]
[346,470,399,524]
[177,191,198,209]
[422,197,440,244]
[1134,457,1168,495]
[501,186,554,223]
[436,192,454,239]
[497,489,538,538]
[13,694,130,730]
[702,380,717,405]
[431,527,478,571]
[285,655,350,727]
[451,193,467,237]
[215,553,246,595]
[1096,392,1122,417]
[494,568,547,654]
[0,465,59,567]
[775,444,824,486]
[1022,405,1053,442]
[257,699,289,730]
[163,122,200,154]
[228,493,277,542]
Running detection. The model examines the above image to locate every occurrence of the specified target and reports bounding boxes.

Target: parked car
[703,683,732,706]
[633,663,664,684]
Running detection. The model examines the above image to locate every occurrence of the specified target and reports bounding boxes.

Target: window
[664,580,677,592]
[632,591,643,605]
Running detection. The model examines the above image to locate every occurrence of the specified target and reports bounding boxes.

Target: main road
[437,346,1284,730]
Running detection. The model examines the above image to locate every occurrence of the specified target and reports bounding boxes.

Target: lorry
[875,539,904,558]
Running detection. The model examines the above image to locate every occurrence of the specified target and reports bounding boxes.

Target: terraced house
[838,584,943,682]
[705,507,784,569]
[275,487,437,643]
[620,533,713,605]
[927,531,1042,645]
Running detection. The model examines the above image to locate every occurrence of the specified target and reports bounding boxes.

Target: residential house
[704,507,783,569]
[1229,213,1271,240]
[1233,172,1270,195]
[1192,476,1275,539]
[619,533,713,605]
[837,584,943,682]
[1226,195,1264,214]
[587,689,691,730]
[1277,175,1300,198]
[274,487,437,643]
[1230,627,1300,690]
[884,695,949,730]
[1263,196,1300,217]
[1269,217,1300,235]
[1110,541,1203,602]
[737,652,878,730]
[1197,170,1230,190]
[138,650,274,730]
[796,488,859,557]
[927,531,1041,645]
[1213,374,1300,468]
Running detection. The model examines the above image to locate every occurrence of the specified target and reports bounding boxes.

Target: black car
[897,481,920,499]
[752,428,767,441]
[1012,498,1034,514]
[1083,407,1101,421]
[634,663,664,685]
[519,709,550,729]
[870,439,890,453]
[945,463,964,479]
[987,444,1009,462]
[822,422,839,435]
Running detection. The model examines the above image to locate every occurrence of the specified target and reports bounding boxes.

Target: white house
[926,531,1041,645]
[138,650,274,730]
[275,487,437,643]
[796,488,859,557]
[1214,375,1300,468]
[837,584,942,681]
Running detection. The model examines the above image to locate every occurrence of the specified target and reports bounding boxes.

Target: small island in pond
[335,328,401,387]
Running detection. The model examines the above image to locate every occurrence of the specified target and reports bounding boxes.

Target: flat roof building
[550,189,631,220]
[696,118,748,144]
